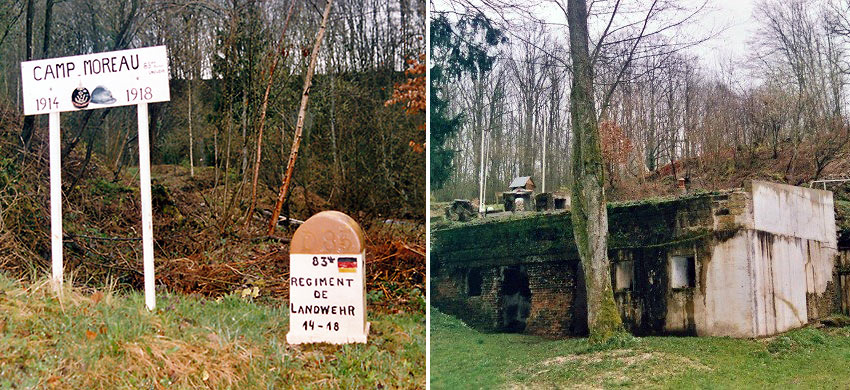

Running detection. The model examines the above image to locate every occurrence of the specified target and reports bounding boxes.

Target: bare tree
[267,0,334,235]
[565,0,623,342]
[244,1,298,231]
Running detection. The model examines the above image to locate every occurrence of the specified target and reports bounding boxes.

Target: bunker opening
[467,268,483,296]
[500,266,531,333]
[615,260,635,291]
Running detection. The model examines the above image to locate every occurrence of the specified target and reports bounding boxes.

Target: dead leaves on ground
[156,224,425,310]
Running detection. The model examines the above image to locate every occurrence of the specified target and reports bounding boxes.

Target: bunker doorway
[500,266,532,333]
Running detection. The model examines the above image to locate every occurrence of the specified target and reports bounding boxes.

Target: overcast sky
[432,0,760,77]
[683,0,757,74]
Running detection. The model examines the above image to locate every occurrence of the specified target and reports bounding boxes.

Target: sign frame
[20,46,170,116]
[22,46,170,310]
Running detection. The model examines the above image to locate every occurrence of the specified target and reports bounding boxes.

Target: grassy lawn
[430,307,850,389]
[0,274,424,389]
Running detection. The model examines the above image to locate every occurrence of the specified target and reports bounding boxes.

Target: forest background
[431,0,850,204]
[0,0,426,305]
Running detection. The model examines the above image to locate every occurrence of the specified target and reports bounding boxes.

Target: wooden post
[287,211,369,344]
[137,103,155,310]
[478,128,487,214]
[49,111,62,289]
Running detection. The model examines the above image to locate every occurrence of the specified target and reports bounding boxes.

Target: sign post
[20,46,170,309]
[49,111,61,287]
[287,211,369,344]
[137,103,156,310]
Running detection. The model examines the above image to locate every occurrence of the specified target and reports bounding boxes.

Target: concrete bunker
[432,181,847,338]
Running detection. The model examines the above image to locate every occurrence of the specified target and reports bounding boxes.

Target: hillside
[0,108,425,387]
[0,119,424,305]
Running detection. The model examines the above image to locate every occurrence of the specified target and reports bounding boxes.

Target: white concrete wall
[698,181,838,337]
[700,231,757,337]
[749,232,808,336]
[752,181,837,248]
[699,230,812,338]
[751,181,837,296]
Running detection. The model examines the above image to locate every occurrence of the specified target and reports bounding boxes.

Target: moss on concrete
[432,191,737,262]
[836,200,849,247]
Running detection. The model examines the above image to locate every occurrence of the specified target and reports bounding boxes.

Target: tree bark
[20,0,35,148]
[189,79,194,177]
[42,0,54,57]
[567,0,624,343]
[266,0,333,235]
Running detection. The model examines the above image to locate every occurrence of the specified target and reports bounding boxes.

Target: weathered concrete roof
[431,189,742,265]
[433,181,843,267]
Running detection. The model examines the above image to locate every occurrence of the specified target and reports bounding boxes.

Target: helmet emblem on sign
[91,86,117,104]
[72,86,90,108]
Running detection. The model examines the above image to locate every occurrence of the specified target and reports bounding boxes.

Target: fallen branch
[259,209,304,225]
[250,236,292,244]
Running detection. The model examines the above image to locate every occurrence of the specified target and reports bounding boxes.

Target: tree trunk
[240,93,248,176]
[329,61,343,184]
[267,0,333,235]
[214,126,219,188]
[20,0,35,148]
[244,1,297,231]
[42,0,54,57]
[567,0,623,343]
[189,80,194,177]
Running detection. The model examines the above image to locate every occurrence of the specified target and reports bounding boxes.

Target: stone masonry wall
[524,261,586,337]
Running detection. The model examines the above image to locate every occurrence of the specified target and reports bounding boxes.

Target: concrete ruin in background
[503,176,534,212]
[444,199,477,222]
[432,181,848,338]
[502,176,570,213]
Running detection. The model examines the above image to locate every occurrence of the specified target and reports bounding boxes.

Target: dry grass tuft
[523,348,711,389]
[119,334,257,388]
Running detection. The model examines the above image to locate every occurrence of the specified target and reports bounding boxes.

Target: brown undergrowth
[0,124,424,312]
[606,144,850,203]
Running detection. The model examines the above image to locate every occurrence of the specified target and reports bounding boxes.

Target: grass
[0,273,424,389]
[430,307,850,389]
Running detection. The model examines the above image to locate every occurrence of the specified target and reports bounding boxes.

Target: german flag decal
[338,257,358,273]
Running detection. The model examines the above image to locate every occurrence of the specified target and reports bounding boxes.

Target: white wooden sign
[21,46,170,115]
[20,46,169,310]
[287,211,369,344]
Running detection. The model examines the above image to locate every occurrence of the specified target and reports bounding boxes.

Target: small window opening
[670,255,696,288]
[467,268,483,296]
[554,198,567,209]
[615,261,634,291]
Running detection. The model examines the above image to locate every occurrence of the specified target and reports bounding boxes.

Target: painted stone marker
[287,211,369,344]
